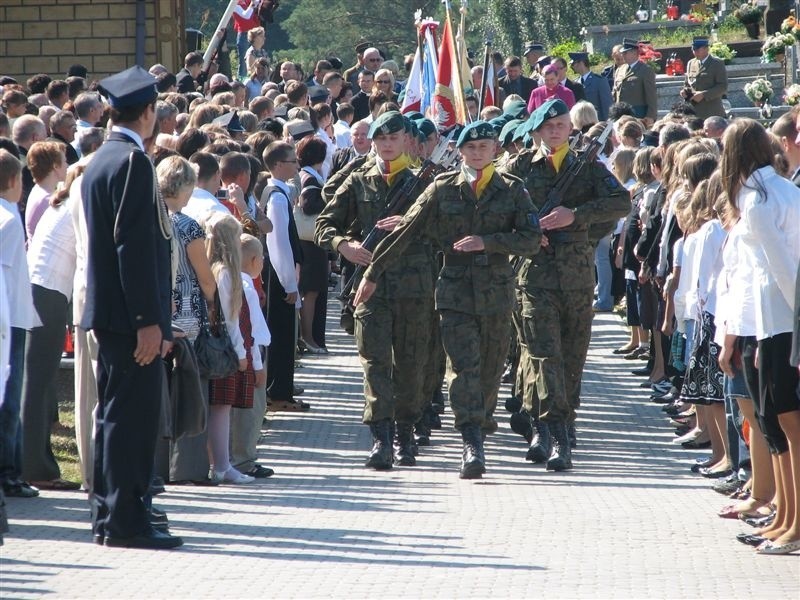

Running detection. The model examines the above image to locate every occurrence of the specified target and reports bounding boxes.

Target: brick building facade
[0,0,186,82]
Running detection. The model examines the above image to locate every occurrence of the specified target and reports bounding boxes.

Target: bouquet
[734,2,764,24]
[780,15,800,41]
[709,42,736,63]
[784,83,800,105]
[638,41,662,73]
[744,77,773,104]
[761,32,796,62]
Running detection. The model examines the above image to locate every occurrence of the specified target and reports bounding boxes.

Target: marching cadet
[354,121,541,479]
[612,38,657,126]
[315,111,434,470]
[503,99,629,471]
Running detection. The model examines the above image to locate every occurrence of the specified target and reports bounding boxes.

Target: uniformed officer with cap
[523,42,546,75]
[569,51,613,120]
[681,37,728,120]
[354,120,541,479]
[612,38,657,125]
[212,109,247,140]
[81,66,180,548]
[315,110,434,470]
[503,99,629,471]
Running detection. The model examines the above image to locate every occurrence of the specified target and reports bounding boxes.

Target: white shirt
[217,268,246,360]
[73,119,94,156]
[0,268,10,403]
[70,161,91,324]
[674,234,698,324]
[264,178,300,303]
[25,184,52,241]
[182,188,231,224]
[111,125,144,151]
[333,120,352,149]
[0,198,40,329]
[692,219,726,317]
[731,166,800,339]
[27,198,77,299]
[242,272,270,351]
[315,128,336,179]
[719,223,756,339]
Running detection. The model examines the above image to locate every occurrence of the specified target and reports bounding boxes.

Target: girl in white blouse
[718,119,800,555]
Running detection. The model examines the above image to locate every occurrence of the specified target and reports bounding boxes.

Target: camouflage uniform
[315,163,433,427]
[504,147,629,426]
[363,169,541,432]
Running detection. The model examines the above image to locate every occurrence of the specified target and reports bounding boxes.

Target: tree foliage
[485,0,642,56]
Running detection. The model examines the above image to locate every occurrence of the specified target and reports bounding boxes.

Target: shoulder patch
[604,175,621,189]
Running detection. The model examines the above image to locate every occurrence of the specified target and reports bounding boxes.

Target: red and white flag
[432,15,467,129]
[401,47,423,114]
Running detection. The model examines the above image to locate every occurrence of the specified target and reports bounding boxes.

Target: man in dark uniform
[315,111,434,470]
[569,52,612,120]
[81,66,180,549]
[355,121,541,479]
[522,42,546,76]
[680,37,728,120]
[504,100,629,471]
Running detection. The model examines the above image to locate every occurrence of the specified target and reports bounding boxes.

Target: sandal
[268,398,311,412]
[28,478,81,491]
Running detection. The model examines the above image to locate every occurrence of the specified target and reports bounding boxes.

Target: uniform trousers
[521,287,594,424]
[92,330,162,539]
[439,309,511,431]
[355,294,431,425]
[21,285,69,481]
[73,326,98,489]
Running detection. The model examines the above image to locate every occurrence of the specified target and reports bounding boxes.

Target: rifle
[337,132,459,331]
[538,120,614,253]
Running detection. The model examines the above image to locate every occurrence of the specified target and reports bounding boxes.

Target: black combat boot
[424,402,442,430]
[546,421,573,472]
[393,423,416,466]
[568,422,577,449]
[525,419,551,463]
[509,409,533,444]
[459,423,486,479]
[414,419,431,446]
[365,419,393,470]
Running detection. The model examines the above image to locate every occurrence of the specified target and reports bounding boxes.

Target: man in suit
[81,66,181,550]
[613,38,658,126]
[552,56,585,102]
[569,52,613,120]
[681,37,728,120]
[498,56,536,104]
[176,51,203,94]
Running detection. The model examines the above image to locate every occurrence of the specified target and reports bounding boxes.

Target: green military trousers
[355,294,433,426]
[520,287,593,424]
[439,309,511,431]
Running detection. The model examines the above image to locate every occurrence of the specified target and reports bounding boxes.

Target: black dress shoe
[736,532,767,547]
[149,508,169,525]
[631,367,651,376]
[93,533,105,546]
[2,480,40,498]
[105,527,183,549]
[682,439,712,449]
[245,464,275,478]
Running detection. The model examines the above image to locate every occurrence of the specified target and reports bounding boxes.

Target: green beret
[368,110,406,139]
[489,115,511,136]
[526,98,570,133]
[405,110,424,121]
[503,99,528,120]
[456,120,497,148]
[499,118,524,147]
[414,117,437,139]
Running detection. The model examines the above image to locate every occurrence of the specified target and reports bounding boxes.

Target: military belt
[443,253,507,267]
[547,231,588,244]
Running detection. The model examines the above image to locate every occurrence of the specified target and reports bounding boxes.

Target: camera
[680,86,694,101]
[215,188,229,200]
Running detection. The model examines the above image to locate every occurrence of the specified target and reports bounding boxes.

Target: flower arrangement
[784,83,800,105]
[780,15,800,41]
[638,41,662,73]
[744,77,773,104]
[761,32,795,62]
[734,2,764,24]
[709,42,737,63]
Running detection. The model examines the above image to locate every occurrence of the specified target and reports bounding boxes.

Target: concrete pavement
[1,312,798,598]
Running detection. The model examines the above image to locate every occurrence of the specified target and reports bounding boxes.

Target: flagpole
[478,29,493,114]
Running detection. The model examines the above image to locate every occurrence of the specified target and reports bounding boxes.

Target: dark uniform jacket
[684,55,728,120]
[578,72,613,120]
[364,169,541,315]
[504,148,630,291]
[80,131,173,341]
[176,68,197,94]
[613,60,657,122]
[315,162,433,300]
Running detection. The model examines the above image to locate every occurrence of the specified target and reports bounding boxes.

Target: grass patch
[53,397,82,484]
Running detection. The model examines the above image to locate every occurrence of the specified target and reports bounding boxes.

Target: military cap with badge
[456,120,496,148]
[367,110,406,139]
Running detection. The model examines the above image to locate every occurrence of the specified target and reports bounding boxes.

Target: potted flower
[761,32,796,63]
[734,2,765,38]
[744,76,773,106]
[780,15,800,42]
[784,83,800,105]
[709,42,737,64]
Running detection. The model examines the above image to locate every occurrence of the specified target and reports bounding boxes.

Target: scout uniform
[363,121,541,479]
[504,100,630,471]
[315,111,433,469]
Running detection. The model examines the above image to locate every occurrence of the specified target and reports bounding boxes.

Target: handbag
[193,293,239,379]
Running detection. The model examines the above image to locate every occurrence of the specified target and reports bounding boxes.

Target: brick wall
[0,0,184,83]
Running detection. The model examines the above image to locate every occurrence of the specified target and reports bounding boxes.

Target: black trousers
[265,263,296,400]
[92,330,162,538]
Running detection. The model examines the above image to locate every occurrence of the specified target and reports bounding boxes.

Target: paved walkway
[1,311,798,599]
